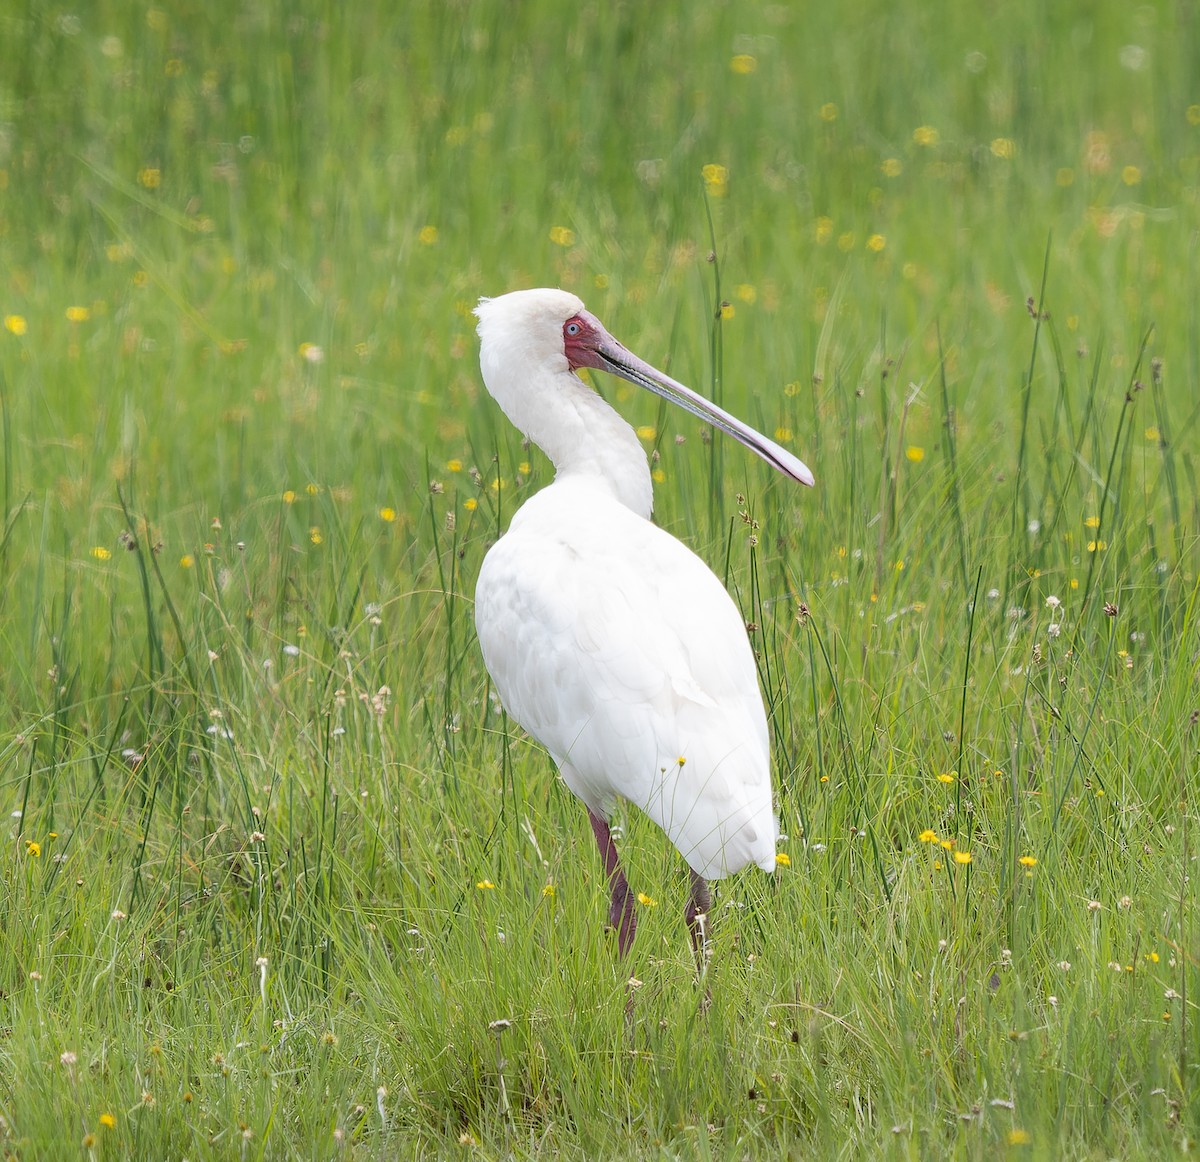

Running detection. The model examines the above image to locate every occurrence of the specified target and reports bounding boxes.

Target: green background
[0,1,1197,1156]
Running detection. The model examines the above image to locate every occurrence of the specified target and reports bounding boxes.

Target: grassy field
[1,0,1198,1156]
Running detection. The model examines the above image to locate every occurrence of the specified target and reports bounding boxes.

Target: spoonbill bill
[473,288,813,963]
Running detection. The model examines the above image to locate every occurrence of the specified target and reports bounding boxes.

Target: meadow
[1,0,1198,1157]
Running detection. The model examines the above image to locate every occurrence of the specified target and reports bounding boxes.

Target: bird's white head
[474,288,587,382]
[474,288,815,496]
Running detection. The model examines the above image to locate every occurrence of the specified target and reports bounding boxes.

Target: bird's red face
[562,312,610,372]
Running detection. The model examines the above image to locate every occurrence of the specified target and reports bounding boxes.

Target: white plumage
[473,288,812,959]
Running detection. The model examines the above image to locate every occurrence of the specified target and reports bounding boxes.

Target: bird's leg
[588,811,637,956]
[684,870,712,974]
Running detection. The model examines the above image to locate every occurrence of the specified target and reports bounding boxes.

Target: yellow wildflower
[26,840,41,857]
[476,880,494,890]
[701,164,728,196]
[918,829,937,843]
[1018,855,1037,867]
[775,852,791,867]
[990,137,1016,159]
[99,1113,116,1129]
[819,102,838,122]
[906,446,925,462]
[4,314,27,335]
[953,850,972,865]
[730,54,757,75]
[881,158,902,177]
[418,225,438,245]
[379,507,396,522]
[91,546,112,560]
[138,167,161,189]
[912,125,940,146]
[867,234,886,252]
[636,892,657,907]
[937,771,956,784]
[65,306,90,322]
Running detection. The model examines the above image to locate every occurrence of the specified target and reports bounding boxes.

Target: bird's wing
[475,487,775,878]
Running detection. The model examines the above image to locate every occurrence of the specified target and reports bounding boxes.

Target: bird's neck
[494,368,654,518]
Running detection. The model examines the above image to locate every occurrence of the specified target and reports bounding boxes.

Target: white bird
[473,288,813,962]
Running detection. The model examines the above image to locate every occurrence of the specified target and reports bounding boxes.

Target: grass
[1,0,1198,1156]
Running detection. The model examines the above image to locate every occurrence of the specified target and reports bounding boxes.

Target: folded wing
[475,484,776,879]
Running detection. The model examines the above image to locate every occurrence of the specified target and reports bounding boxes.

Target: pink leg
[588,811,636,956]
[684,870,711,969]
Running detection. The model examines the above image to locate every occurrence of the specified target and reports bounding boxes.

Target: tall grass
[1,1,1197,1156]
